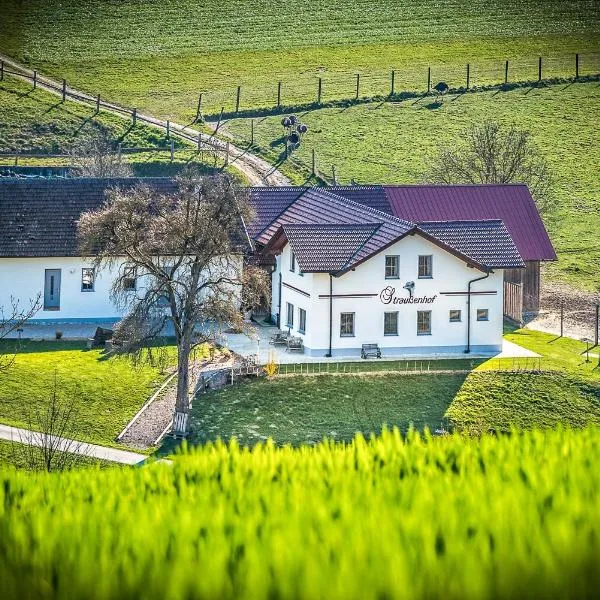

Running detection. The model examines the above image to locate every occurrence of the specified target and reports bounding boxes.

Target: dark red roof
[384,184,556,262]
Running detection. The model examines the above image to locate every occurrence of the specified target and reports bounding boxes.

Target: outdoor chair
[269,332,289,346]
[286,337,304,353]
[361,343,381,359]
[86,327,114,349]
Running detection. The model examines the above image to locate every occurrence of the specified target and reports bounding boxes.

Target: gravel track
[0,53,290,186]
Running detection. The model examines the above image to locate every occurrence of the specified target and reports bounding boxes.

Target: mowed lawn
[1,0,597,117]
[188,330,600,446]
[0,341,166,446]
[224,82,600,291]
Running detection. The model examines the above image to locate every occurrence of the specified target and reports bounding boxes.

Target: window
[449,310,462,322]
[418,255,433,278]
[340,312,355,337]
[81,268,95,292]
[384,311,399,336]
[417,310,432,335]
[123,266,137,291]
[290,252,296,272]
[385,255,400,279]
[286,302,294,328]
[157,265,175,307]
[477,309,489,321]
[298,308,306,334]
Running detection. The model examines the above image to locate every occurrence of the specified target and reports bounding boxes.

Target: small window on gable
[418,255,433,278]
[477,309,489,321]
[81,268,95,292]
[449,310,462,322]
[290,252,296,272]
[385,255,399,279]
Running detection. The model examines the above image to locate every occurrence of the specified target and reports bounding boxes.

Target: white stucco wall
[271,234,506,357]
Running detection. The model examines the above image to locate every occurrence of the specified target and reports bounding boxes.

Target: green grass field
[1,0,598,118]
[0,76,229,176]
[0,340,166,446]
[224,81,600,291]
[1,427,599,599]
[186,330,599,447]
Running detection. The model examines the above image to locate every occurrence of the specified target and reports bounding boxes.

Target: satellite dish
[288,115,298,125]
[297,123,308,134]
[281,117,291,128]
[288,131,300,145]
[433,81,449,94]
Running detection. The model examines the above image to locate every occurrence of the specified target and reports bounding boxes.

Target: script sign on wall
[380,286,437,305]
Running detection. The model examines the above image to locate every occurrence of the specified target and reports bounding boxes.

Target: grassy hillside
[1,427,599,599]
[1,0,598,118]
[0,340,166,447]
[0,76,225,176]
[223,82,600,291]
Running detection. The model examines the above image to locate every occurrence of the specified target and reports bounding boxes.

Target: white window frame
[385,255,400,279]
[449,309,462,322]
[298,308,306,334]
[340,312,355,337]
[383,311,399,336]
[81,268,95,292]
[417,310,432,335]
[418,255,433,278]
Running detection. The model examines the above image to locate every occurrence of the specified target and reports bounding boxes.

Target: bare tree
[423,121,554,213]
[0,294,41,372]
[68,129,133,178]
[10,376,90,472]
[77,172,268,436]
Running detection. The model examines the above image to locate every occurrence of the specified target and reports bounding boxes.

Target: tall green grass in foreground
[1,427,599,599]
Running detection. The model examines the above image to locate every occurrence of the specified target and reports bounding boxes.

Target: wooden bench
[286,337,304,353]
[361,343,381,359]
[269,332,289,346]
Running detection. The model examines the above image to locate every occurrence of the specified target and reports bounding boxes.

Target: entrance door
[44,269,61,310]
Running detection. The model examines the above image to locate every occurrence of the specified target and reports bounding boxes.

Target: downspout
[277,272,282,328]
[465,271,490,354]
[325,273,333,357]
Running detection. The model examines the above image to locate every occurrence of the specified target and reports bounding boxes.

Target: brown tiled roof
[417,220,525,269]
[0,177,177,257]
[283,223,381,272]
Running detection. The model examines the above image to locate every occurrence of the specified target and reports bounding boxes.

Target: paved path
[0,53,290,187]
[0,423,148,465]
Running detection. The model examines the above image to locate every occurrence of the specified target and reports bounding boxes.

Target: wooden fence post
[166,120,170,138]
[466,64,470,89]
[196,93,203,122]
[96,94,100,113]
[197,135,202,152]
[505,60,509,84]
[1,60,5,81]
[575,53,579,79]
[62,79,67,101]
[355,73,360,99]
[225,141,230,166]
[132,108,137,125]
[390,70,395,96]
[560,302,564,338]
[170,140,175,162]
[33,70,37,90]
[312,148,316,177]
[235,85,241,113]
[317,77,322,104]
[332,165,337,185]
[427,67,431,93]
[538,56,542,81]
[215,106,224,132]
[277,81,282,107]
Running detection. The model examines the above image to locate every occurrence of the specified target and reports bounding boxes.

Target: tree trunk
[172,329,192,437]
